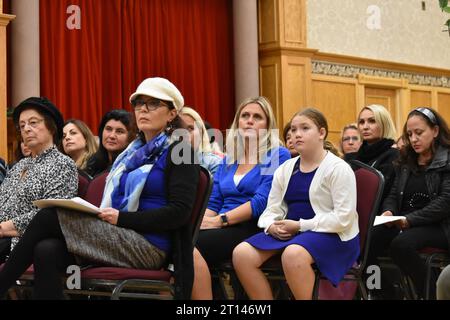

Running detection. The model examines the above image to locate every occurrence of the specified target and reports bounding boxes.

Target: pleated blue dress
[245,160,360,286]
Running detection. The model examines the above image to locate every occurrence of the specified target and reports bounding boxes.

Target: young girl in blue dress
[233,108,360,300]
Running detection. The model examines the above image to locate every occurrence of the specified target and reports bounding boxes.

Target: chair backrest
[350,160,385,267]
[190,166,213,245]
[77,172,91,199]
[84,171,109,207]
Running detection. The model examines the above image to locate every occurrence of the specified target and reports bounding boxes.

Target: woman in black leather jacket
[369,107,450,299]
[345,104,399,200]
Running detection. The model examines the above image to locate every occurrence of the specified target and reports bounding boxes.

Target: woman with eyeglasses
[0,78,200,299]
[340,123,362,158]
[85,109,133,178]
[346,105,399,200]
[368,107,450,299]
[0,97,78,264]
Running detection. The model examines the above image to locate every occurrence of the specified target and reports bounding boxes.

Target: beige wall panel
[259,59,282,123]
[0,24,6,160]
[410,90,432,109]
[438,93,450,123]
[283,63,305,122]
[312,80,357,145]
[0,14,15,160]
[259,0,278,46]
[365,87,398,125]
[283,0,305,47]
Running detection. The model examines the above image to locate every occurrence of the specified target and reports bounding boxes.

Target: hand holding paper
[33,197,100,215]
[374,215,406,226]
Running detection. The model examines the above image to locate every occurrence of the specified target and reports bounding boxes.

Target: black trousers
[0,208,76,300]
[367,223,448,298]
[0,238,11,264]
[196,220,259,267]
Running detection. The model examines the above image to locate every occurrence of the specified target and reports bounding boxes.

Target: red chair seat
[81,267,172,281]
[418,247,448,255]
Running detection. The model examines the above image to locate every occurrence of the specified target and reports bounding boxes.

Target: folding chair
[311,160,385,300]
[405,247,450,300]
[77,170,91,199]
[73,166,213,300]
[83,170,109,206]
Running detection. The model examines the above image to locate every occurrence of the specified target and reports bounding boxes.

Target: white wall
[307,0,450,69]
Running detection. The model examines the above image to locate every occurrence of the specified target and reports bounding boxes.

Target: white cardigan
[258,152,359,241]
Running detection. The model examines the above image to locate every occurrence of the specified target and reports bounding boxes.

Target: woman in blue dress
[191,96,291,299]
[233,108,360,300]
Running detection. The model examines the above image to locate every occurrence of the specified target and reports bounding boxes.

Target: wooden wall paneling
[259,55,282,125]
[311,76,357,145]
[282,55,312,123]
[282,0,306,48]
[365,87,398,126]
[437,91,450,123]
[0,12,15,160]
[258,0,278,49]
[410,88,432,109]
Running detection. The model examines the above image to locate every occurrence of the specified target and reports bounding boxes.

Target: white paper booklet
[33,197,100,215]
[373,215,406,226]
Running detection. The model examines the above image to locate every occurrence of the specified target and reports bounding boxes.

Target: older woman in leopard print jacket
[0,97,78,263]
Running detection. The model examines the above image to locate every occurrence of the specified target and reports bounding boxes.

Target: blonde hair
[63,119,98,170]
[358,104,397,140]
[179,106,212,153]
[225,96,281,164]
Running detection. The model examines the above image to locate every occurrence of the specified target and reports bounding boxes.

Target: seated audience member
[191,96,291,299]
[85,109,133,177]
[9,140,32,169]
[0,78,199,300]
[179,106,222,174]
[0,158,6,185]
[340,123,362,158]
[393,135,405,150]
[346,104,399,200]
[368,107,450,299]
[233,108,359,300]
[62,119,98,172]
[0,97,78,263]
[204,121,225,158]
[282,122,299,158]
[437,264,450,300]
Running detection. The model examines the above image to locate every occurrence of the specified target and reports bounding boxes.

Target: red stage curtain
[39,0,234,133]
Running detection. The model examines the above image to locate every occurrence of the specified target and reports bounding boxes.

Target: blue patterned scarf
[101,133,169,211]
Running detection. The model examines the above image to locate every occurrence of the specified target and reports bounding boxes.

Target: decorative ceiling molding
[312,61,450,88]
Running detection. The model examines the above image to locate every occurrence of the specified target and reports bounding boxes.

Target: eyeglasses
[342,136,360,142]
[18,118,45,132]
[131,98,169,112]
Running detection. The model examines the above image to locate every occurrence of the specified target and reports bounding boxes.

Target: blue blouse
[115,149,170,252]
[207,147,291,219]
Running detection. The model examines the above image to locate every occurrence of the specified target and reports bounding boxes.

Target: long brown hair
[398,107,450,171]
[62,119,98,170]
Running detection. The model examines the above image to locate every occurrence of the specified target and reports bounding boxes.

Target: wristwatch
[219,213,229,227]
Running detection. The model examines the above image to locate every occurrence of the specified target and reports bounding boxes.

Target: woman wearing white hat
[0,78,200,300]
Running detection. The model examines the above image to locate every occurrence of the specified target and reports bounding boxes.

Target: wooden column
[258,0,313,129]
[0,2,15,160]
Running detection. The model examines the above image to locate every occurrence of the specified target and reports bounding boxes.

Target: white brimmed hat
[129,77,184,111]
